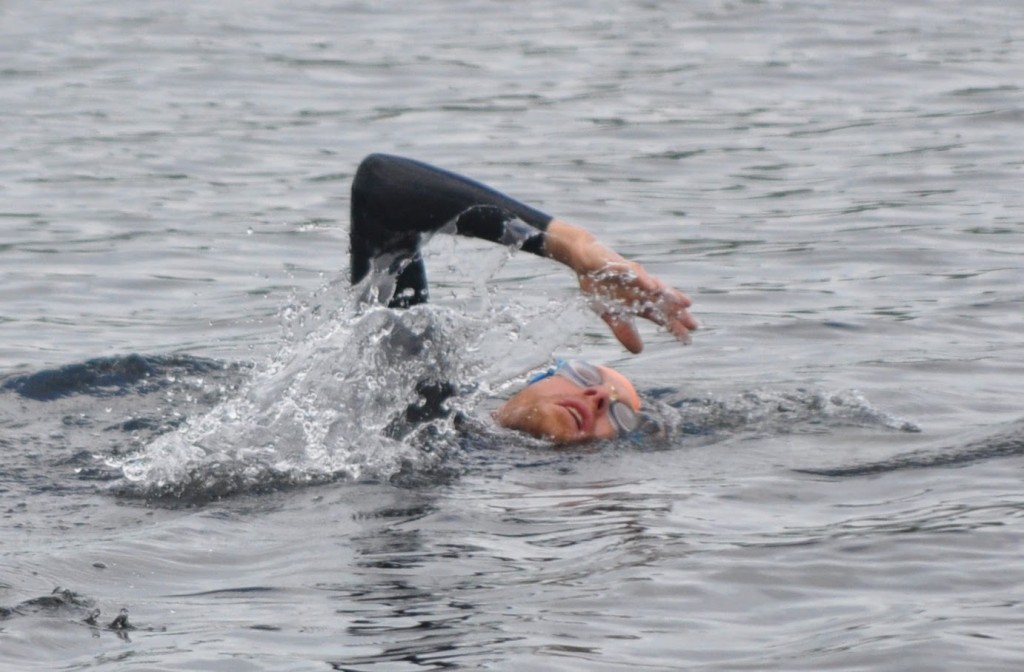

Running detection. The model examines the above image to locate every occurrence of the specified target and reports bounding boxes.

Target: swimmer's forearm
[543,219,620,275]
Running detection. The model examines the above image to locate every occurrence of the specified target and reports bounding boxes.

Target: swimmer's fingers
[598,310,644,354]
[637,286,698,344]
[586,264,698,345]
[581,256,700,348]
[641,304,694,344]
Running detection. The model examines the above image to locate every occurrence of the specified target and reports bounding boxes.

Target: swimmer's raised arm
[351,153,552,307]
[349,153,696,352]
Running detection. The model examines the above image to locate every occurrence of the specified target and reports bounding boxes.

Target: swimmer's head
[492,360,641,444]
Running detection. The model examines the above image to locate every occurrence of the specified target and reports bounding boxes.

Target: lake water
[2,0,1023,669]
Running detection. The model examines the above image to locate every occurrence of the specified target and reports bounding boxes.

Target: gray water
[3,0,1024,669]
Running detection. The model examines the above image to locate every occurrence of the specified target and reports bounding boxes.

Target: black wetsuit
[350,153,554,307]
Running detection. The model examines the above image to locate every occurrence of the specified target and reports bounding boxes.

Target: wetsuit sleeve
[350,153,554,307]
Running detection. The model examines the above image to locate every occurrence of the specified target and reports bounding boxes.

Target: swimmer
[350,154,698,443]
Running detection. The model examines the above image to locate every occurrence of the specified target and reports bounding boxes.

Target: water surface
[2,0,1023,670]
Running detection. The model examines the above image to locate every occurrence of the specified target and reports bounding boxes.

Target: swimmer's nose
[582,386,610,414]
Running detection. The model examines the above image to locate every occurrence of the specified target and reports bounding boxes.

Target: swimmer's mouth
[566,406,583,429]
[558,400,590,432]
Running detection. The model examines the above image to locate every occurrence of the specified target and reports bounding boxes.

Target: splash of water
[107,254,578,503]
[111,306,471,500]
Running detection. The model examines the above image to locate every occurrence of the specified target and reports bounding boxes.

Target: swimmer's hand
[544,219,698,353]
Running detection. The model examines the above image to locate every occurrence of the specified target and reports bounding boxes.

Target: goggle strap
[526,367,556,385]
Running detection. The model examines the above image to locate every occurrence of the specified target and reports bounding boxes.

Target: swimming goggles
[528,359,640,434]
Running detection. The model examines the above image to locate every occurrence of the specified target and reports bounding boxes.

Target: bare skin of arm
[543,219,698,354]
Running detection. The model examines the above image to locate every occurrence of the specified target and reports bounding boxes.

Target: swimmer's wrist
[544,219,606,275]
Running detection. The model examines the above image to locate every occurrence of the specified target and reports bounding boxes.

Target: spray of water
[108,243,578,502]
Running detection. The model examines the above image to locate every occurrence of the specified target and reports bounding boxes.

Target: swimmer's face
[493,363,640,444]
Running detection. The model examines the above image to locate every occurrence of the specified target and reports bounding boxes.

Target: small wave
[1,354,235,401]
[0,587,95,620]
[1,588,140,640]
[795,417,1024,478]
